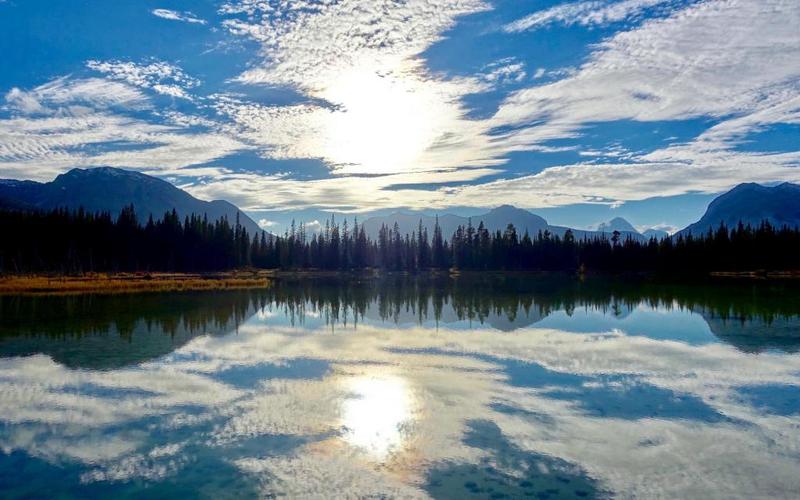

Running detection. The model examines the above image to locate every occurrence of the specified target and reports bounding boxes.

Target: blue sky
[1,0,799,234]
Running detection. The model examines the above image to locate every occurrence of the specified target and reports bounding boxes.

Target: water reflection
[0,290,268,368]
[0,275,799,498]
[342,375,414,459]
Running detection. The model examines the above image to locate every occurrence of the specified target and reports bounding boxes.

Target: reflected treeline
[1,276,799,369]
[264,275,800,352]
[0,290,271,368]
[265,274,800,325]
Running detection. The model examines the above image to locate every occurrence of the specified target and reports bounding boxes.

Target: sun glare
[321,68,442,175]
[341,375,414,459]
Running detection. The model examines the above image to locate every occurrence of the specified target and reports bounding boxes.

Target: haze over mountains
[0,167,263,236]
[1,168,798,241]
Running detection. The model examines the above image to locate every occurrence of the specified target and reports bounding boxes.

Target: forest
[1,205,799,274]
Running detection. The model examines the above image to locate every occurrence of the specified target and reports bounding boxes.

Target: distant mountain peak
[596,216,638,234]
[489,204,539,216]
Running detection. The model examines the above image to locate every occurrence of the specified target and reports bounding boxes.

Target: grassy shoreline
[0,272,274,295]
[2,268,799,295]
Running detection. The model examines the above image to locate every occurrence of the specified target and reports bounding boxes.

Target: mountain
[595,217,637,234]
[471,205,550,234]
[679,182,800,236]
[590,216,651,241]
[0,167,263,236]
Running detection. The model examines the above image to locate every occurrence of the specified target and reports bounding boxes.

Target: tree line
[1,206,799,274]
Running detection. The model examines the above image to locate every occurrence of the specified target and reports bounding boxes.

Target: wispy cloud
[480,58,527,85]
[0,77,246,180]
[151,8,207,25]
[504,0,674,33]
[496,0,800,126]
[4,77,148,115]
[86,60,200,100]
[221,0,489,88]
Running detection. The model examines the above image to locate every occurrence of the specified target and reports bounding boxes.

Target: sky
[1,0,799,234]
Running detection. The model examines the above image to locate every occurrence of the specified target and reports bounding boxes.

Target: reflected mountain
[703,313,800,353]
[0,290,270,369]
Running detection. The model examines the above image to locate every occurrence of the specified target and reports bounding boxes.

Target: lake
[1,275,799,499]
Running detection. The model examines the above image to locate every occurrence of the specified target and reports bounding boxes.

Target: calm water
[1,275,800,499]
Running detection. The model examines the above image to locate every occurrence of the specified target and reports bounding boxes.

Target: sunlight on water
[341,375,414,459]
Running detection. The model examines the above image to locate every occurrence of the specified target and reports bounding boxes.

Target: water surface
[1,275,799,498]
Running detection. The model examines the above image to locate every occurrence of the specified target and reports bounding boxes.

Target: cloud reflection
[0,282,799,497]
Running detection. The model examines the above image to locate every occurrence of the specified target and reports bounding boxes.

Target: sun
[320,67,442,175]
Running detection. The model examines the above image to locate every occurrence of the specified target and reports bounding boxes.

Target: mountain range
[361,183,800,240]
[1,167,798,241]
[0,167,263,236]
[362,206,656,242]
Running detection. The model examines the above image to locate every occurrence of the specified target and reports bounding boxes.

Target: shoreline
[2,268,799,295]
[0,272,273,295]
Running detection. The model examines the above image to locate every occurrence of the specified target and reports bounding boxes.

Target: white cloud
[213,0,506,178]
[0,77,248,180]
[460,0,800,207]
[4,88,46,114]
[151,8,207,25]
[195,0,798,212]
[4,77,148,115]
[257,218,278,228]
[0,112,247,180]
[86,60,200,100]
[184,167,502,212]
[209,68,500,176]
[221,0,489,88]
[481,58,527,85]
[437,151,800,209]
[504,0,674,33]
[495,0,800,126]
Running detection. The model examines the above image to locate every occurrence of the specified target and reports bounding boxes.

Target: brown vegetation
[0,271,273,295]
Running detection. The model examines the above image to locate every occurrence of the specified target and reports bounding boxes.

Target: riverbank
[0,272,273,295]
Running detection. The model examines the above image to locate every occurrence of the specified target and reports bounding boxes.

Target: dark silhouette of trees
[0,205,253,273]
[2,207,799,274]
